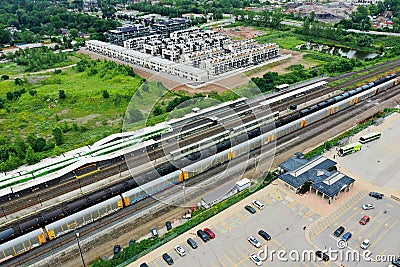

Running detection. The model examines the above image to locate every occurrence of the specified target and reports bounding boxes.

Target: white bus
[359,132,381,144]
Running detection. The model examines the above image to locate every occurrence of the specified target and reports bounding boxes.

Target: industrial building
[278,155,355,204]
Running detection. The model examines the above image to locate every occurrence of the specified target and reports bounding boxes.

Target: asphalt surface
[135,187,326,267]
[309,193,400,267]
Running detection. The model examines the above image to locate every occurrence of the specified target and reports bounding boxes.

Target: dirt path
[9,64,77,79]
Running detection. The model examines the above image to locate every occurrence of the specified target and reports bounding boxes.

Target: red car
[203,228,215,239]
[359,215,370,225]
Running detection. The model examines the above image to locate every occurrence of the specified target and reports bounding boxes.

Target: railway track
[2,59,400,220]
[9,81,400,267]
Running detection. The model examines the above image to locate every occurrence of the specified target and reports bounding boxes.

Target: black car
[245,205,256,214]
[113,245,121,255]
[333,226,345,237]
[392,257,400,267]
[129,239,136,246]
[369,192,384,199]
[166,221,172,231]
[258,230,271,241]
[139,263,149,267]
[316,251,329,262]
[163,253,174,265]
[197,229,209,242]
[187,237,198,249]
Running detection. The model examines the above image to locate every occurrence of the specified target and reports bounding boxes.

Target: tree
[0,29,11,44]
[15,78,24,85]
[52,127,64,146]
[25,146,39,165]
[70,28,79,39]
[14,135,26,159]
[127,107,144,123]
[102,90,110,98]
[1,75,9,80]
[59,90,66,99]
[153,105,163,116]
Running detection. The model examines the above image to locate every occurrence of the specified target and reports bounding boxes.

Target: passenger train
[0,74,399,262]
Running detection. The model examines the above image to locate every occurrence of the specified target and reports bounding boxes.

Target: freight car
[1,74,398,262]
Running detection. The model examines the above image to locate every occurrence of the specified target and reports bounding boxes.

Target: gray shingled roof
[279,156,354,197]
[278,157,308,172]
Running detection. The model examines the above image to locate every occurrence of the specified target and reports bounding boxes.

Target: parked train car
[0,228,46,262]
[122,170,182,207]
[46,196,123,240]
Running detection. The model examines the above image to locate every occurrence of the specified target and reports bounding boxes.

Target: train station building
[278,155,355,204]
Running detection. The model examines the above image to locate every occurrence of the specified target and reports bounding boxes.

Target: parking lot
[335,113,400,191]
[139,187,334,267]
[308,191,400,266]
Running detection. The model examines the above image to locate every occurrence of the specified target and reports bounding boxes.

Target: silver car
[249,253,262,266]
[362,204,375,210]
[248,235,261,248]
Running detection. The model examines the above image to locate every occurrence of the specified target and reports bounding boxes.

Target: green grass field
[0,66,147,153]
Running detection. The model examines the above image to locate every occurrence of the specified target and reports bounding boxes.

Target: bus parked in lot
[359,132,381,144]
[338,142,362,157]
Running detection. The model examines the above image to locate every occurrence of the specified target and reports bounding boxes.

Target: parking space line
[358,215,391,242]
[152,260,160,267]
[260,195,274,205]
[217,257,228,267]
[309,191,367,239]
[229,249,242,261]
[235,211,247,221]
[313,206,362,239]
[220,221,232,231]
[271,238,286,250]
[369,219,398,249]
[233,246,248,259]
[223,254,237,266]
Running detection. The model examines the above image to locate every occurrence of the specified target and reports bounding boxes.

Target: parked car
[362,204,375,210]
[139,263,149,267]
[392,257,400,267]
[197,229,209,242]
[249,253,262,266]
[252,200,265,210]
[334,226,345,237]
[166,221,172,231]
[248,235,261,248]
[187,238,198,249]
[113,245,121,255]
[316,250,329,261]
[359,215,370,225]
[204,228,215,239]
[151,227,158,237]
[369,192,384,199]
[245,205,257,214]
[175,245,186,257]
[129,239,136,246]
[342,232,352,242]
[360,239,370,249]
[258,230,271,241]
[162,253,174,265]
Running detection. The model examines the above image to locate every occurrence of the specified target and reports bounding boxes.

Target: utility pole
[75,232,86,267]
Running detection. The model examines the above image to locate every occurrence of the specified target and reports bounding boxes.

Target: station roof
[278,155,354,197]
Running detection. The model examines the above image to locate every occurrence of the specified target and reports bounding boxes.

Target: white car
[248,235,261,248]
[249,253,262,266]
[252,200,265,210]
[360,239,370,250]
[362,204,375,210]
[175,245,186,256]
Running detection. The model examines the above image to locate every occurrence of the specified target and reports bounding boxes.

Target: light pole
[75,232,86,267]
